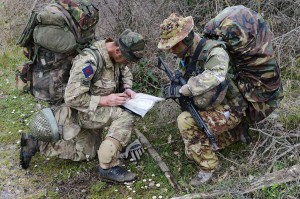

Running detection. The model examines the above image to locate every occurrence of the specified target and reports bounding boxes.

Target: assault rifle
[157,57,219,150]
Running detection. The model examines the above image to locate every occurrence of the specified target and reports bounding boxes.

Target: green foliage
[253,183,300,198]
[132,60,161,95]
[281,61,300,81]
[0,46,35,143]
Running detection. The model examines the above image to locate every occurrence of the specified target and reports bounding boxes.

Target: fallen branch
[172,164,300,199]
[134,128,181,191]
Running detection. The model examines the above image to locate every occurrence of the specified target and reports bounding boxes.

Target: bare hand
[124,88,136,99]
[99,93,129,106]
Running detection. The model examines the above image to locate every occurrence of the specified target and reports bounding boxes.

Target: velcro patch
[82,64,94,78]
[81,79,90,86]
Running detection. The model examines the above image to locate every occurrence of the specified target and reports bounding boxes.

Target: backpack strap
[184,38,207,78]
[83,47,103,70]
[51,4,82,44]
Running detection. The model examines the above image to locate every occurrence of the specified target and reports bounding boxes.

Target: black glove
[162,84,181,99]
[119,139,144,161]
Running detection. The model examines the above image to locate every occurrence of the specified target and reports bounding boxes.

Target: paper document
[122,93,164,117]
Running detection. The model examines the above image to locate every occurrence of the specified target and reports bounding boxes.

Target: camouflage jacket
[64,39,133,114]
[179,33,229,109]
[203,5,283,122]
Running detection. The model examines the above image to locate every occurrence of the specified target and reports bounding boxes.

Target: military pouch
[31,48,73,104]
[15,62,31,93]
[162,84,181,99]
[33,25,77,53]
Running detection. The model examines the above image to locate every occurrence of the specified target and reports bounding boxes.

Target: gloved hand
[162,84,181,99]
[119,139,145,161]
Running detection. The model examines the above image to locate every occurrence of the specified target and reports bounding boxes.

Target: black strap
[208,79,228,105]
[185,38,207,78]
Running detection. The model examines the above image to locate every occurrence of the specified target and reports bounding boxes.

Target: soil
[0,142,99,199]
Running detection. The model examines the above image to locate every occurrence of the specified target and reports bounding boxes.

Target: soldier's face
[170,41,188,58]
[115,55,129,65]
[114,47,129,64]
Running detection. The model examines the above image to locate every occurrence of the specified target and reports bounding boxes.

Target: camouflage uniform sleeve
[64,50,101,113]
[181,47,229,96]
[121,66,133,89]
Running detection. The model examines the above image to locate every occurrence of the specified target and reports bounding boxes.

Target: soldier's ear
[115,46,122,56]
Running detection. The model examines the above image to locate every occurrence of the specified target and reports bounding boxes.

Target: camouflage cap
[157,13,194,50]
[118,29,145,62]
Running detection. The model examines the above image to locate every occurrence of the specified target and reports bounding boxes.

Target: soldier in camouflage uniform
[20,29,145,183]
[158,12,282,186]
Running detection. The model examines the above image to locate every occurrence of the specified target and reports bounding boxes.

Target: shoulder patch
[82,64,94,78]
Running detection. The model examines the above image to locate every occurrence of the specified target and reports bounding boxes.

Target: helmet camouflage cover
[158,13,194,50]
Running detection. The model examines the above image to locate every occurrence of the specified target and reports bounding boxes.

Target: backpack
[16,0,99,105]
[203,5,283,123]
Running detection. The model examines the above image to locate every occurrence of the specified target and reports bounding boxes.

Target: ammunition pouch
[162,84,181,99]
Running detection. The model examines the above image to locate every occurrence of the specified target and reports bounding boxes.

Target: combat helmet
[158,13,194,50]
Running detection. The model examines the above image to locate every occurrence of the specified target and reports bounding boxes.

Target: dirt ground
[0,142,99,199]
[0,142,34,199]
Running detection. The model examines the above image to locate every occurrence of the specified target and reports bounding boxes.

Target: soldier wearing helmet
[20,29,145,184]
[158,13,250,186]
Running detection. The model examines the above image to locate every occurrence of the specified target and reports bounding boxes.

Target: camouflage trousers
[177,93,248,171]
[39,129,101,161]
[39,106,135,168]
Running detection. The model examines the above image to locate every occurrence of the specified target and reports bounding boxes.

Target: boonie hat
[118,29,145,62]
[158,13,194,50]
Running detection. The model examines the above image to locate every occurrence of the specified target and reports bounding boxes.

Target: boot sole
[99,176,137,184]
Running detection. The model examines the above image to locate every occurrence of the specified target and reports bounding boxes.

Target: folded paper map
[121,93,164,117]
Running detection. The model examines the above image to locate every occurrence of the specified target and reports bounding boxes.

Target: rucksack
[203,5,283,123]
[16,0,99,105]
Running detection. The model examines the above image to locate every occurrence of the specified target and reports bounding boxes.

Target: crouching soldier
[20,29,145,183]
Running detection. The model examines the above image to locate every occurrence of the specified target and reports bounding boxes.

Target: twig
[134,128,181,191]
[268,143,300,172]
[172,164,300,199]
[216,152,240,166]
[31,0,38,11]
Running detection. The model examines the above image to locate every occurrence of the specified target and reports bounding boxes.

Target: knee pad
[177,111,193,131]
[98,138,119,165]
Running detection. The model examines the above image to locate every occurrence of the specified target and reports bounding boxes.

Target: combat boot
[20,132,39,169]
[190,169,214,187]
[98,166,136,183]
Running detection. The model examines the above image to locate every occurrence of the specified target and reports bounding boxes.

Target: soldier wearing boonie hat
[20,29,145,184]
[158,13,250,187]
[158,13,194,50]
